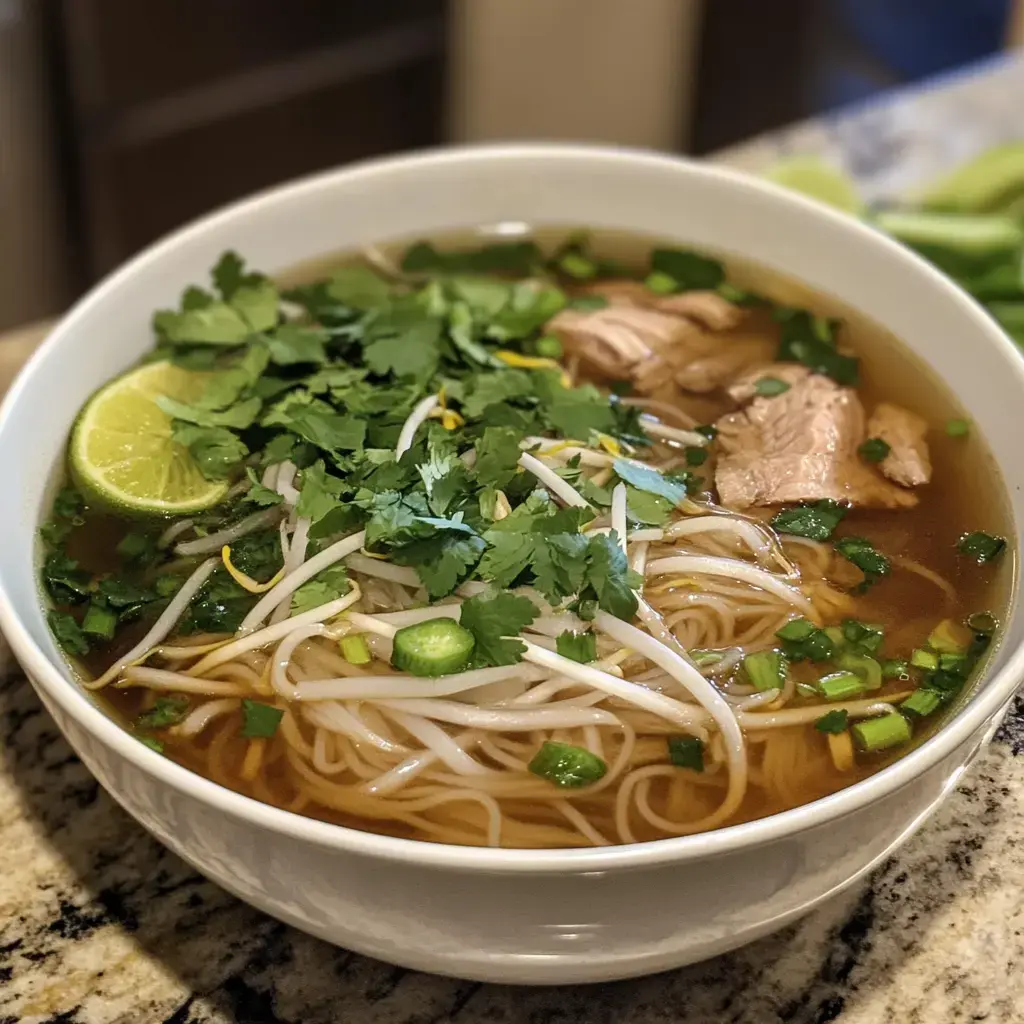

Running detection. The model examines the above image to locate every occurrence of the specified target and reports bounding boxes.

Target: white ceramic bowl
[1,145,1022,985]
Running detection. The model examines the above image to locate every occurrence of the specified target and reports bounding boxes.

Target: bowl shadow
[0,666,1018,1024]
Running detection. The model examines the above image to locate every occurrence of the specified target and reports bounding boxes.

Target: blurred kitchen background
[1,0,1022,333]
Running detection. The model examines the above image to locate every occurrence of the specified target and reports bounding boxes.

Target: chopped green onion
[834,535,891,588]
[823,625,846,647]
[556,630,598,664]
[815,709,850,734]
[945,418,970,437]
[754,376,791,397]
[967,611,997,635]
[796,682,820,698]
[775,618,834,662]
[81,601,117,641]
[771,499,847,541]
[684,446,709,467]
[533,334,563,359]
[241,699,284,739]
[644,270,679,294]
[841,619,884,653]
[910,648,939,671]
[818,671,867,701]
[47,610,89,656]
[137,696,189,729]
[881,658,910,680]
[558,251,598,280]
[927,619,969,653]
[667,735,705,771]
[776,618,816,641]
[717,282,756,303]
[742,650,787,692]
[901,689,942,718]
[939,652,968,672]
[852,713,912,752]
[836,651,882,690]
[340,634,371,665]
[155,575,181,597]
[957,531,1006,563]
[857,437,891,463]
[528,741,607,787]
[139,736,165,753]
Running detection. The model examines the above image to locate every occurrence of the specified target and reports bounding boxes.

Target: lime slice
[70,361,229,516]
[764,157,864,216]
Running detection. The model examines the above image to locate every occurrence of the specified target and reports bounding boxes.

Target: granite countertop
[4,54,1024,1024]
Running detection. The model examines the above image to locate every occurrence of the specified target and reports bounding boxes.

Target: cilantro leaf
[48,611,89,655]
[613,459,688,505]
[285,407,366,453]
[474,427,521,488]
[462,369,536,419]
[137,696,190,729]
[392,530,486,599]
[776,310,858,385]
[477,531,535,588]
[153,303,250,345]
[291,564,351,615]
[459,590,540,667]
[536,375,616,438]
[172,424,249,480]
[556,630,598,663]
[42,551,92,604]
[448,302,502,367]
[624,488,674,525]
[402,240,542,277]
[265,323,329,365]
[771,500,848,541]
[650,248,725,290]
[327,265,393,310]
[530,532,589,602]
[487,284,566,341]
[245,467,284,506]
[296,461,347,524]
[212,251,249,298]
[230,280,279,332]
[362,302,443,379]
[158,394,261,429]
[584,532,639,620]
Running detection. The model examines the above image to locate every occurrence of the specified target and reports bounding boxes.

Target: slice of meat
[727,363,814,404]
[866,403,932,488]
[714,373,917,509]
[550,283,768,394]
[581,280,745,330]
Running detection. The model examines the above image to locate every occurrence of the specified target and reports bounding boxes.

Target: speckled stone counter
[4,55,1024,1024]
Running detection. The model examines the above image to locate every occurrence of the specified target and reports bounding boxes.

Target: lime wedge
[764,157,864,216]
[70,361,229,516]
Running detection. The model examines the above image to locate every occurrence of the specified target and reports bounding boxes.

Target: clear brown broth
[67,226,1015,843]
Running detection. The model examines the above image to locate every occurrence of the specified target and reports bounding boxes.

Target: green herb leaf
[556,630,598,663]
[158,394,261,430]
[295,460,347,525]
[241,699,284,738]
[613,458,688,505]
[815,709,850,734]
[754,376,791,397]
[291,564,351,615]
[957,531,1006,563]
[584,532,640,620]
[172,424,249,480]
[48,610,89,655]
[650,249,725,290]
[137,696,190,729]
[327,265,393,310]
[42,550,92,604]
[265,323,329,365]
[858,437,891,463]
[771,499,848,541]
[667,735,705,771]
[474,427,522,488]
[459,590,540,667]
[244,467,284,506]
[834,535,891,589]
[776,310,858,385]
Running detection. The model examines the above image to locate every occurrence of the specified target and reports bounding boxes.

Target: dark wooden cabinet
[49,0,448,280]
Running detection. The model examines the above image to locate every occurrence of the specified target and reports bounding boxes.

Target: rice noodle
[517,452,590,508]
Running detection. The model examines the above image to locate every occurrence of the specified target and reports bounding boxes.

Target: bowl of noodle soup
[0,145,1022,983]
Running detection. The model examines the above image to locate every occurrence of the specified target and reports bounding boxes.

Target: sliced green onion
[155,575,181,597]
[814,709,850,734]
[796,682,820,698]
[881,658,910,680]
[742,650,787,692]
[842,619,884,652]
[533,334,563,359]
[81,601,117,641]
[340,634,371,665]
[857,437,891,463]
[939,652,968,672]
[823,625,846,648]
[776,618,816,641]
[901,689,942,718]
[967,611,997,635]
[836,651,883,691]
[818,671,867,701]
[852,713,912,752]
[957,531,1006,563]
[559,251,598,279]
[241,700,284,739]
[644,270,679,294]
[667,735,705,771]
[910,648,939,671]
[684,446,709,467]
[754,376,791,397]
[528,741,607,787]
[945,418,970,437]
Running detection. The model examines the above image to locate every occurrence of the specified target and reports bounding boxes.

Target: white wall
[448,0,703,151]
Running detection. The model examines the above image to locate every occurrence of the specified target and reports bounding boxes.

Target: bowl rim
[2,141,1022,873]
